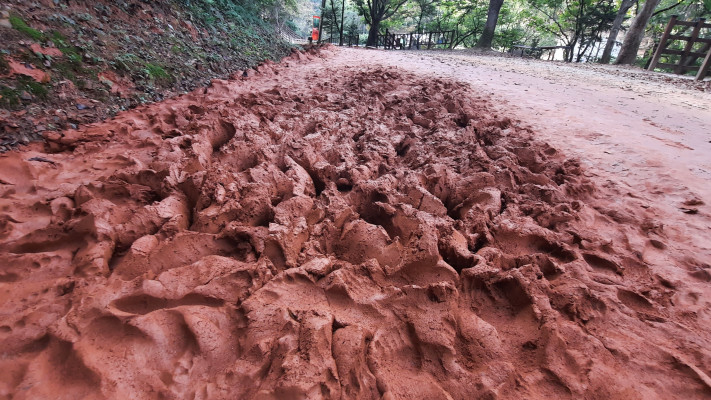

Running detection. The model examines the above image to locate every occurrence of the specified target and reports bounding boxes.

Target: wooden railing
[509,44,573,61]
[322,33,360,47]
[376,30,456,50]
[277,25,305,44]
[648,16,711,81]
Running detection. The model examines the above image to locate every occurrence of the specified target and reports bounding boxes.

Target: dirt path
[1,46,710,399]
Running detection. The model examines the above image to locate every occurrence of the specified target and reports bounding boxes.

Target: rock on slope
[0,47,710,399]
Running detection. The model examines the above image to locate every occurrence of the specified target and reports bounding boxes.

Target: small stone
[20,91,33,101]
[76,104,88,110]
[302,257,333,276]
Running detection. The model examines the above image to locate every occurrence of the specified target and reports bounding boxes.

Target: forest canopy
[283,0,710,66]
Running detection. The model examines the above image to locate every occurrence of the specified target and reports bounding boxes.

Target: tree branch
[652,0,687,16]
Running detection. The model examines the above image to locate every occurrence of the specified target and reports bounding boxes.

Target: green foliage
[0,77,49,109]
[9,14,45,41]
[0,53,8,75]
[0,86,20,108]
[285,20,300,33]
[112,53,139,72]
[173,0,290,64]
[48,31,82,65]
[494,27,527,49]
[145,63,172,82]
[522,0,616,61]
[426,0,489,47]
[53,61,78,82]
[17,77,49,99]
[177,0,289,29]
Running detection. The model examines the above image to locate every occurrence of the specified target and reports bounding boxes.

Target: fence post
[696,44,711,80]
[676,17,705,74]
[648,15,678,71]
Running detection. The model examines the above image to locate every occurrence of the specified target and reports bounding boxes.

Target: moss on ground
[0,53,8,75]
[0,86,20,108]
[17,77,49,99]
[9,15,45,41]
[145,63,170,81]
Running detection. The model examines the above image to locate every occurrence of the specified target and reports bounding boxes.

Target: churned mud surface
[1,47,711,399]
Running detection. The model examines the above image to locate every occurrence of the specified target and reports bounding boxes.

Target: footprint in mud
[616,288,654,312]
[616,288,665,322]
[583,252,622,275]
[688,267,711,282]
[110,293,224,315]
[494,229,576,263]
[533,254,564,280]
[493,277,533,314]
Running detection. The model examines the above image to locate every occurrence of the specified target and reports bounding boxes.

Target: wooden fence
[648,16,711,81]
[323,33,360,47]
[277,25,306,44]
[376,30,456,50]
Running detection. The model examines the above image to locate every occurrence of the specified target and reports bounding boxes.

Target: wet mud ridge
[1,48,710,399]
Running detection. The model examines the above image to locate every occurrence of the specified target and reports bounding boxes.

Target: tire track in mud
[0,47,710,399]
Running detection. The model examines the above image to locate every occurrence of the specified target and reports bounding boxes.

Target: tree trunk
[599,0,634,64]
[318,0,327,43]
[339,0,345,45]
[367,21,380,46]
[475,0,505,49]
[614,0,662,65]
[569,37,578,62]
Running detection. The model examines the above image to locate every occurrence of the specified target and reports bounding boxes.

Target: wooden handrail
[648,16,711,80]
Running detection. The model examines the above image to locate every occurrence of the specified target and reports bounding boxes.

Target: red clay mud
[4,58,51,83]
[1,47,710,399]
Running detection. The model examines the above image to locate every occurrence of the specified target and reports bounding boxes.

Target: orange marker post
[312,16,321,42]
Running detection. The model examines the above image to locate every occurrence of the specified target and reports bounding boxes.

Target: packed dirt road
[1,46,710,399]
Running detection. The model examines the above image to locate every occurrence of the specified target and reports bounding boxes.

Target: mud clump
[0,50,709,399]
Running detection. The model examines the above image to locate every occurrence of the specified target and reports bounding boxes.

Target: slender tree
[340,0,346,44]
[429,0,488,48]
[414,0,439,32]
[599,0,635,63]
[527,0,616,61]
[328,0,345,44]
[475,0,506,48]
[614,0,663,64]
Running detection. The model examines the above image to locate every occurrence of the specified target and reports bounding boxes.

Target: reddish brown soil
[1,47,710,399]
